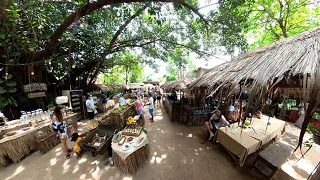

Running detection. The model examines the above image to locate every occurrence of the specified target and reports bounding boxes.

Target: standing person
[205,110,230,141]
[151,89,156,108]
[52,106,71,159]
[119,95,126,106]
[86,95,95,119]
[147,93,155,122]
[100,93,108,112]
[135,100,145,127]
[156,91,162,107]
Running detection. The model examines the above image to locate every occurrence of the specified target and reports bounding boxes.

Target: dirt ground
[0,104,316,180]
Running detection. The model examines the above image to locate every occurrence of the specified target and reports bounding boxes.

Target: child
[71,133,84,159]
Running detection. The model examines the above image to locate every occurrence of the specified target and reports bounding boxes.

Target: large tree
[1,0,214,93]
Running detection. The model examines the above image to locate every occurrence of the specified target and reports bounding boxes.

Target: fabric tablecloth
[218,115,286,166]
[111,131,148,160]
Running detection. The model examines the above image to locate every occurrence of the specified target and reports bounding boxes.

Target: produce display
[90,134,106,148]
[127,137,134,143]
[112,132,122,143]
[118,136,126,145]
[122,126,142,137]
[122,143,131,151]
[134,136,145,147]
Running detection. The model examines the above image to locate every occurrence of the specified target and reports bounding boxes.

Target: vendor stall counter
[112,130,149,174]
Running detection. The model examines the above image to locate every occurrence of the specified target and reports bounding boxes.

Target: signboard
[27,92,46,98]
[23,83,47,92]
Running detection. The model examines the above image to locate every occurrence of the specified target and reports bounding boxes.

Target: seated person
[205,110,230,141]
[227,105,239,124]
[71,133,84,159]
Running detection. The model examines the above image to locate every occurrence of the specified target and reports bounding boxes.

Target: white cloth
[148,97,154,109]
[119,97,126,106]
[111,131,149,160]
[210,114,229,129]
[86,99,95,112]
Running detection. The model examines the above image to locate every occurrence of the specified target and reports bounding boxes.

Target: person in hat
[227,105,239,124]
[86,95,95,119]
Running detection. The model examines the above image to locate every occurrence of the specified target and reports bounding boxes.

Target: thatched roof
[162,78,195,91]
[95,84,127,91]
[189,27,320,94]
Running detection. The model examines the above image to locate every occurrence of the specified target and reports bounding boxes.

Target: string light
[152,47,156,52]
[31,71,35,76]
[72,64,76,69]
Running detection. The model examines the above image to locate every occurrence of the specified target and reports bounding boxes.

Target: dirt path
[0,105,259,180]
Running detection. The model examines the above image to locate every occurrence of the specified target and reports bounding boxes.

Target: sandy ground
[1,103,317,180]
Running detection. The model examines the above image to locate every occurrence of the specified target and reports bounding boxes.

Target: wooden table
[112,131,149,174]
[217,115,286,166]
[0,112,80,167]
[109,105,136,130]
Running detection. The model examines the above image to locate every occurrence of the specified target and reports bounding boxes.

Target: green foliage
[164,48,196,82]
[0,74,18,109]
[307,123,320,137]
[214,0,320,52]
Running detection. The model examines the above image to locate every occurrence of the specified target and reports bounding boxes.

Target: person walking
[147,93,154,122]
[52,106,71,159]
[86,95,95,119]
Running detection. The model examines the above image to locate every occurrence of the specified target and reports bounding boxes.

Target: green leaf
[0,87,7,94]
[0,79,4,84]
[6,81,17,87]
[3,74,12,79]
[2,99,9,106]
[8,87,17,93]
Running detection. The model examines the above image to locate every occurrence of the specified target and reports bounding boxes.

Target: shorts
[149,109,154,115]
[138,109,145,115]
[88,112,94,119]
[157,97,161,100]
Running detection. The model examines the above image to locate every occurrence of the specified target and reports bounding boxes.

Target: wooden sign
[27,92,46,98]
[24,83,47,92]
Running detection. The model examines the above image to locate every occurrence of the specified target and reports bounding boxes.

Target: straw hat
[87,120,99,130]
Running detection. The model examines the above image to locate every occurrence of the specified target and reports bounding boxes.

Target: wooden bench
[252,139,295,179]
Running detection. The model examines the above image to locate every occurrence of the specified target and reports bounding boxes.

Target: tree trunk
[295,74,320,151]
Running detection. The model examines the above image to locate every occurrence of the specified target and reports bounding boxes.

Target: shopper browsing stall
[52,106,71,159]
[135,100,145,127]
[86,95,95,119]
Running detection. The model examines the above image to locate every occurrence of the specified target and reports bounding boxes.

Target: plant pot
[313,134,320,145]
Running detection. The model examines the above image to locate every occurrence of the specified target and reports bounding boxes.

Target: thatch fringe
[113,144,149,174]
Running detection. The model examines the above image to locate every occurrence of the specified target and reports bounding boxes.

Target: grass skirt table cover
[112,131,149,174]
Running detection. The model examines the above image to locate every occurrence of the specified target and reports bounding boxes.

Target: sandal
[66,153,71,159]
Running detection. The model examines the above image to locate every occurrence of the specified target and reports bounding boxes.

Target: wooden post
[238,84,243,126]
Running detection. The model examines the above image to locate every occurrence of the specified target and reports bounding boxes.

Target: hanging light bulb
[5,72,8,76]
[31,71,35,76]
[72,64,76,69]
[152,47,156,52]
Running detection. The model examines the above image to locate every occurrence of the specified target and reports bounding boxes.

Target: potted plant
[307,123,320,145]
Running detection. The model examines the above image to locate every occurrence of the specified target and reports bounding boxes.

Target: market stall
[0,112,80,167]
[109,105,136,130]
[111,123,149,174]
[180,105,211,126]
[217,115,286,166]
[163,97,181,122]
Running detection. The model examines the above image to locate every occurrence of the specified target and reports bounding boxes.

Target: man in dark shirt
[101,94,108,112]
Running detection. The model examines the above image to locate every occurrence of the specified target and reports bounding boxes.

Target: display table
[97,100,115,113]
[0,122,52,167]
[0,112,80,167]
[109,105,136,130]
[217,115,286,166]
[112,131,149,174]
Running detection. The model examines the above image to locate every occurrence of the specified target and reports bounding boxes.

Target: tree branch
[31,0,209,62]
[107,4,149,51]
